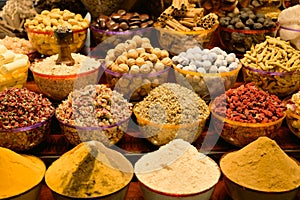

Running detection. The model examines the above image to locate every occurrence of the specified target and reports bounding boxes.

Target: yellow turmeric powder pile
[0,147,46,198]
[220,137,300,192]
[45,141,133,198]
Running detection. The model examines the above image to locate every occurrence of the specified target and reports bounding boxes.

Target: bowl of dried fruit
[25,8,89,56]
[218,8,279,56]
[0,88,55,151]
[55,84,132,146]
[133,83,210,146]
[241,36,300,98]
[209,82,286,147]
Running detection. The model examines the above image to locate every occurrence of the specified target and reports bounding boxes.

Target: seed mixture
[135,139,221,194]
[220,137,300,192]
[56,84,132,127]
[0,88,54,129]
[134,83,209,125]
[212,82,286,123]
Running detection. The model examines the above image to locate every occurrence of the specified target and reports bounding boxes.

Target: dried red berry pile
[0,88,54,129]
[212,82,286,123]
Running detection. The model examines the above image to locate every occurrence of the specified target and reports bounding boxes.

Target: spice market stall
[0,0,300,199]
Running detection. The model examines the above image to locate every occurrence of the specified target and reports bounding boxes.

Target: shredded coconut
[31,53,100,75]
[134,139,221,194]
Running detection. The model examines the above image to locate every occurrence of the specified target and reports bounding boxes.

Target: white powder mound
[134,139,221,195]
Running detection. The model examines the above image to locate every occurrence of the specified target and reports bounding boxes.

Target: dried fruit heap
[0,88,54,129]
[212,82,286,123]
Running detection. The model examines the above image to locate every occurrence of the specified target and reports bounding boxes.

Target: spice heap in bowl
[172,46,241,101]
[0,44,29,92]
[285,91,300,139]
[45,141,134,199]
[56,84,132,146]
[30,52,101,101]
[103,35,172,101]
[220,137,300,200]
[133,83,210,146]
[91,10,154,46]
[0,88,54,151]
[210,82,286,147]
[24,8,89,55]
[218,7,278,55]
[155,0,219,55]
[135,139,221,200]
[0,147,46,200]
[241,36,300,98]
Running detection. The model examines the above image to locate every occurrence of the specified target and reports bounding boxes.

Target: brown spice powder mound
[220,136,300,192]
[45,141,133,198]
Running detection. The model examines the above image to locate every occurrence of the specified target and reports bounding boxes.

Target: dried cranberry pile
[212,82,286,123]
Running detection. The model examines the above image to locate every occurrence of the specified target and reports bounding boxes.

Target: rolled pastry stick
[0,45,7,54]
[0,57,28,74]
[2,50,15,64]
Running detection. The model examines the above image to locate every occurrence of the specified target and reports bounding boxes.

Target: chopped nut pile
[56,84,132,127]
[212,82,286,123]
[0,88,54,129]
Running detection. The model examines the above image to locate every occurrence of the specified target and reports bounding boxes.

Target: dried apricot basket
[209,102,286,147]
